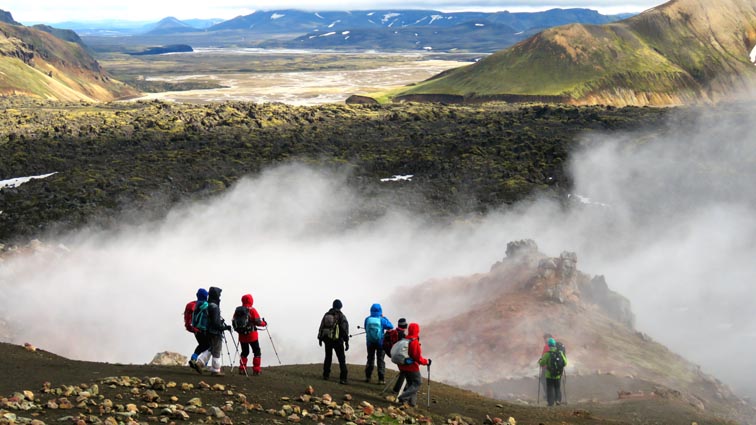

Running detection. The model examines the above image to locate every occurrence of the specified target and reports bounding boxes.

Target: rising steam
[0,102,754,398]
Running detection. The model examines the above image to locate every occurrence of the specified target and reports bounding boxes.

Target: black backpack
[319,311,340,341]
[547,348,566,376]
[232,306,254,334]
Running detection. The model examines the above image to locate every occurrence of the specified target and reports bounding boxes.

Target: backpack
[191,301,209,332]
[547,349,566,376]
[382,329,402,354]
[555,341,566,355]
[232,306,254,334]
[184,301,196,332]
[319,311,340,341]
[365,316,383,344]
[390,338,416,365]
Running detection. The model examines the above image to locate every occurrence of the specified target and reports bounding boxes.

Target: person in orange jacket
[397,323,431,407]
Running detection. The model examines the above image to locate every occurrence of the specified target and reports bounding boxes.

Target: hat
[333,299,343,309]
[548,338,556,347]
[196,288,208,301]
[398,318,408,329]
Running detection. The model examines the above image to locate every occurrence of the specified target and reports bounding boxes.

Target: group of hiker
[317,299,431,407]
[183,288,567,409]
[183,286,267,376]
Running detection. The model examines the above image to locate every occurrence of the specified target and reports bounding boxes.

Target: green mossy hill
[0,21,138,101]
[397,0,756,106]
[0,100,668,243]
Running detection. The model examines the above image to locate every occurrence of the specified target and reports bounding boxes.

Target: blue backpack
[192,301,209,331]
[365,316,383,344]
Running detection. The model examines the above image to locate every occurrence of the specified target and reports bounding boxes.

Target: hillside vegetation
[0,100,668,243]
[396,0,756,106]
[0,14,137,101]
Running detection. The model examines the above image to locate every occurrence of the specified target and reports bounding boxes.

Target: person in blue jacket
[363,303,394,384]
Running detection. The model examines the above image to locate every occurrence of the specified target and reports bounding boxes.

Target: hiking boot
[239,367,247,376]
[339,379,348,385]
[252,370,261,376]
[188,360,202,374]
[378,379,386,385]
[210,371,225,377]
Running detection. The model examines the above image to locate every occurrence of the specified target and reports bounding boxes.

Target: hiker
[382,318,408,393]
[396,323,431,407]
[539,333,553,396]
[364,303,394,384]
[197,286,231,376]
[539,337,568,406]
[318,299,350,384]
[186,288,210,373]
[234,294,267,375]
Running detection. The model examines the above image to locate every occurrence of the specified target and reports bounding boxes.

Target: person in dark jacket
[236,294,267,375]
[187,288,210,373]
[538,337,568,406]
[364,303,394,384]
[318,299,349,384]
[397,323,431,407]
[197,286,230,376]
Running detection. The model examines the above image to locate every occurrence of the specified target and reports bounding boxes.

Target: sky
[4,0,665,24]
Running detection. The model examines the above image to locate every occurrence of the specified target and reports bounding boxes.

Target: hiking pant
[193,332,210,358]
[323,340,348,382]
[240,341,261,358]
[398,371,422,407]
[365,341,385,381]
[546,378,562,406]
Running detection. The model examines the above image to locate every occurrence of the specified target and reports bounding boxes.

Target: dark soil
[0,343,738,425]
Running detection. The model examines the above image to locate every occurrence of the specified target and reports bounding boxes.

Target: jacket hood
[407,322,420,339]
[208,286,222,303]
[370,303,382,317]
[196,288,208,301]
[242,294,253,307]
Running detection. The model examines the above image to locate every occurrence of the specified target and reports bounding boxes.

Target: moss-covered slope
[397,0,756,106]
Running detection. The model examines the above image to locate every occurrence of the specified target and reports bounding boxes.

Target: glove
[224,325,232,331]
[319,339,323,347]
[345,342,350,351]
[427,359,432,366]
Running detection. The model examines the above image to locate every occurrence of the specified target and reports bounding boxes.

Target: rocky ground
[0,342,741,425]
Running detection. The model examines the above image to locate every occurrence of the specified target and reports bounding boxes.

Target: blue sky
[5,1,664,23]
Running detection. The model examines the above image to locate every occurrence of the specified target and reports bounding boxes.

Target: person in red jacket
[236,294,267,375]
[397,323,431,407]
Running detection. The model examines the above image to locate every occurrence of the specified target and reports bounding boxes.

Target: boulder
[149,352,187,366]
[345,95,379,105]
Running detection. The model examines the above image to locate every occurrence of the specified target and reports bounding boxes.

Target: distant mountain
[129,44,193,55]
[183,18,224,29]
[31,24,86,45]
[210,8,628,35]
[0,9,21,25]
[0,16,137,101]
[394,0,756,106]
[273,21,532,52]
[144,17,202,35]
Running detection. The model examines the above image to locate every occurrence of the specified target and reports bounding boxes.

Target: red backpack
[382,328,403,354]
[183,301,196,332]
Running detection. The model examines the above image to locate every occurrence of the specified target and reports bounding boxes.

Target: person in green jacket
[538,338,567,406]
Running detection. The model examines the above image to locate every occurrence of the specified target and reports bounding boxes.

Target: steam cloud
[1,102,754,398]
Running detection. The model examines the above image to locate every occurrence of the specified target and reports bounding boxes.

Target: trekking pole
[563,370,567,405]
[380,374,399,395]
[227,328,240,371]
[265,327,282,365]
[426,364,431,408]
[349,331,366,337]
[222,332,233,372]
[537,367,542,406]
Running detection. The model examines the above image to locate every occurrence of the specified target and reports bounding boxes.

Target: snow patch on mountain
[328,20,341,28]
[380,174,413,182]
[382,13,400,24]
[475,23,485,27]
[750,44,756,64]
[270,13,285,20]
[341,31,350,35]
[314,12,324,19]
[319,32,336,37]
[0,173,57,189]
[429,15,443,24]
